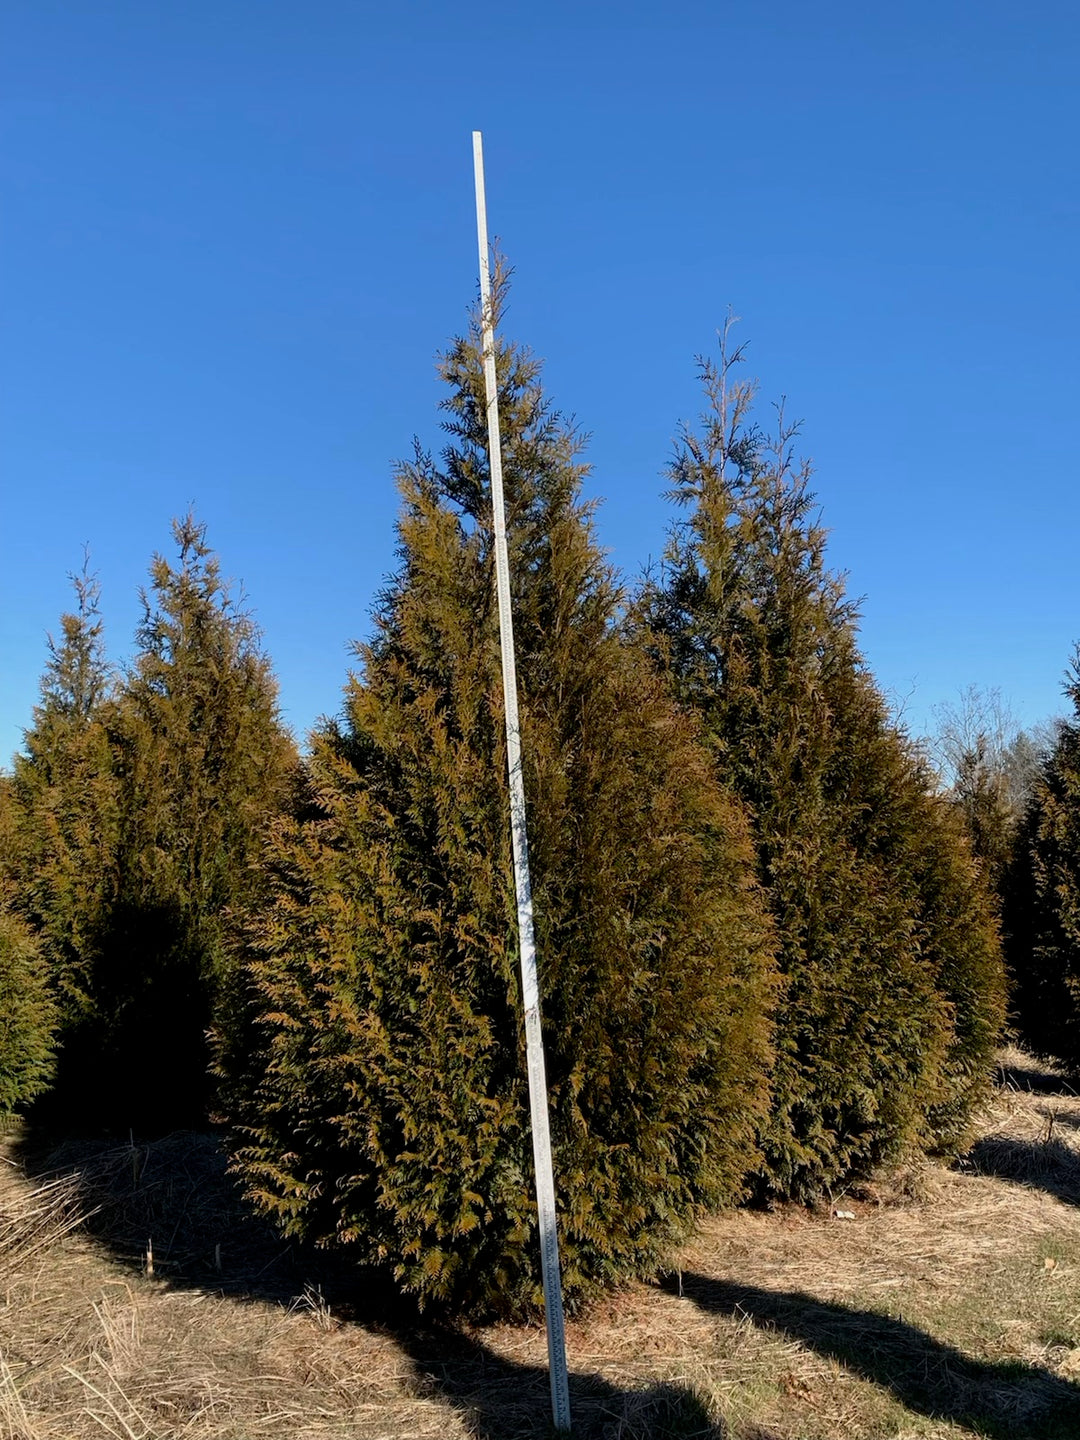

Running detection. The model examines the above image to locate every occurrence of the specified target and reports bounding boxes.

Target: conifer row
[1,288,1020,1320]
[2,521,295,1132]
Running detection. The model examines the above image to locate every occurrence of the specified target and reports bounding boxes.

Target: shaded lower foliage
[33,900,214,1135]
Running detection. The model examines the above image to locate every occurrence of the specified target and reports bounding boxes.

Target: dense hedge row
[3,289,1022,1318]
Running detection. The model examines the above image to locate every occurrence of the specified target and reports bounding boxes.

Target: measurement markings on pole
[471,129,572,1435]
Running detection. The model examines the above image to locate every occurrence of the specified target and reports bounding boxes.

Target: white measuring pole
[472,130,571,1434]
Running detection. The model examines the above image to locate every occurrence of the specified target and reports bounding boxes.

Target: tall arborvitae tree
[6,561,120,1044]
[641,328,1004,1198]
[1007,656,1080,1070]
[226,287,776,1318]
[83,515,298,1130]
[0,787,57,1113]
[8,527,294,1132]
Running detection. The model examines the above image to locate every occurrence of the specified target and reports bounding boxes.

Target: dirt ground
[1,1046,1079,1439]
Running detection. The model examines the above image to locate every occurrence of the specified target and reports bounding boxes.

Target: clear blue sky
[3,1,1078,764]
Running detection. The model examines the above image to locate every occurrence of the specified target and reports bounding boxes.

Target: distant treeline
[1,284,1075,1320]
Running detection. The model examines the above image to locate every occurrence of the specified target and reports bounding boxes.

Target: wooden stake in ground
[471,130,572,1434]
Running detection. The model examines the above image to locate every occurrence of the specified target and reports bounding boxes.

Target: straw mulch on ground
[1,1048,1078,1438]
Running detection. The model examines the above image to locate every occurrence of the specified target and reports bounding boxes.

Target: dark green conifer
[1007,655,1080,1070]
[642,330,1004,1197]
[6,561,120,1050]
[0,791,57,1114]
[952,742,1016,894]
[91,515,297,1129]
[7,529,294,1131]
[0,907,56,1114]
[227,291,775,1318]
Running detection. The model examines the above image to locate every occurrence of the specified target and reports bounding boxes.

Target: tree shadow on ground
[13,1125,308,1302]
[996,1058,1078,1097]
[671,1272,1080,1440]
[12,1126,741,1438]
[1038,1105,1080,1132]
[388,1324,741,1440]
[959,1134,1080,1206]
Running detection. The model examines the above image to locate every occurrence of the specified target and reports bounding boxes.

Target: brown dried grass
[0,1162,86,1284]
[0,1052,1078,1439]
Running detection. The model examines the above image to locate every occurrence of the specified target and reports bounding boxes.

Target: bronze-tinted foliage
[642,327,1004,1198]
[227,292,776,1318]
[9,525,296,1133]
[1007,657,1080,1071]
[5,563,120,1036]
[94,517,295,1130]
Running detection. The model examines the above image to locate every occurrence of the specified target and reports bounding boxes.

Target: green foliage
[90,515,296,1129]
[227,289,776,1318]
[952,740,1018,894]
[641,327,1005,1198]
[0,790,57,1114]
[0,905,56,1113]
[5,561,121,1046]
[8,526,295,1133]
[1007,656,1080,1070]
[887,772,1007,1152]
[929,687,1047,900]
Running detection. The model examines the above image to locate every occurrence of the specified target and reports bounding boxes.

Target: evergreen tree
[642,328,1004,1198]
[90,515,297,1130]
[952,740,1016,893]
[1007,655,1080,1070]
[928,687,1046,900]
[7,529,295,1132]
[0,790,56,1113]
[227,290,776,1318]
[6,561,120,1047]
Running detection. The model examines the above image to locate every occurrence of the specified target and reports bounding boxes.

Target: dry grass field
[1,1047,1079,1439]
